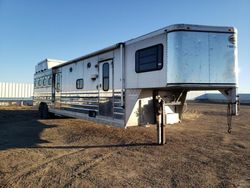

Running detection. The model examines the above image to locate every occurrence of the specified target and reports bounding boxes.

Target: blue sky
[0,0,249,92]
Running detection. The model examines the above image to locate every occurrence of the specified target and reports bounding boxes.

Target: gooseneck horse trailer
[34,24,239,144]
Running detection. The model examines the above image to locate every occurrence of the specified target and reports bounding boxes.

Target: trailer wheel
[39,103,49,119]
[38,103,44,118]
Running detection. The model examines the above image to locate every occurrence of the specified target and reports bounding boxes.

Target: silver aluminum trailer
[34,24,239,144]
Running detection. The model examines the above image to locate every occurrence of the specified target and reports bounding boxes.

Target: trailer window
[135,44,163,73]
[43,77,47,86]
[38,79,42,87]
[102,63,109,91]
[56,73,61,90]
[76,79,84,89]
[48,76,52,86]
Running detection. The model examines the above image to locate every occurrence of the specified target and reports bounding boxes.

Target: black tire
[43,105,49,119]
[39,103,49,119]
[38,103,44,118]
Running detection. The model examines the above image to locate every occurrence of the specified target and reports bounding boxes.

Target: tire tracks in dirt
[66,150,118,186]
[1,148,87,188]
[1,147,118,188]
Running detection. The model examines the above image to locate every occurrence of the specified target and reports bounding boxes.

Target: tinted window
[48,76,52,86]
[76,79,83,89]
[38,78,42,86]
[135,44,163,73]
[102,63,109,91]
[56,73,61,90]
[43,77,47,86]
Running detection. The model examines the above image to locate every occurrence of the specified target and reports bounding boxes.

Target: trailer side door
[98,60,113,117]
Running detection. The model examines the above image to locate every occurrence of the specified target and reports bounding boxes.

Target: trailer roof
[125,24,236,45]
[52,24,236,69]
[37,58,65,65]
[52,43,123,68]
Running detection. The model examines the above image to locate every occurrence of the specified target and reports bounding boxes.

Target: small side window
[56,73,61,90]
[102,63,109,91]
[38,78,42,86]
[76,79,83,89]
[48,76,52,86]
[43,77,47,86]
[135,44,163,73]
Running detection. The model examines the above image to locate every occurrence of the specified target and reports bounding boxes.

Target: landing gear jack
[220,88,240,134]
[156,97,165,145]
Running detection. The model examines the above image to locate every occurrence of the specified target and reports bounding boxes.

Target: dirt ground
[0,103,249,188]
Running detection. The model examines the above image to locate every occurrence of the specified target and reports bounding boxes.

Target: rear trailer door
[167,31,237,86]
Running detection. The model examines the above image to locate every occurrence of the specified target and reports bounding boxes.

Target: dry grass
[182,108,201,120]
[0,103,249,187]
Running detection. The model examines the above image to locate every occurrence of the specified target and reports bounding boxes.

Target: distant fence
[0,82,33,105]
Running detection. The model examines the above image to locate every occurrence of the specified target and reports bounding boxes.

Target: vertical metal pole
[157,111,161,145]
[153,90,161,145]
[120,43,124,107]
[153,90,157,123]
[160,100,166,145]
[112,60,115,119]
[231,87,239,116]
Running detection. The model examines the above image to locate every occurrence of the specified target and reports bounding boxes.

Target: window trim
[76,79,84,89]
[102,63,109,91]
[135,44,164,73]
